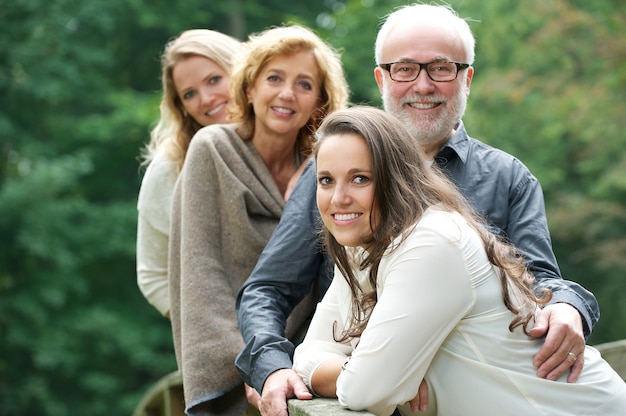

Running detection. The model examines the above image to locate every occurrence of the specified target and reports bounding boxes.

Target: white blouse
[136,150,178,316]
[293,207,626,416]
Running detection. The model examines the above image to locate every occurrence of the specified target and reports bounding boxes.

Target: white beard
[382,82,468,147]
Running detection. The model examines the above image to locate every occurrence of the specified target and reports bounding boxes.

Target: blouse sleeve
[136,154,178,316]
[293,274,353,394]
[337,225,476,416]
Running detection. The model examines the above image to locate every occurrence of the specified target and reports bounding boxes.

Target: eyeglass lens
[389,62,459,82]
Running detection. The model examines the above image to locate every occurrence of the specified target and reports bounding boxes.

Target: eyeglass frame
[378,60,470,83]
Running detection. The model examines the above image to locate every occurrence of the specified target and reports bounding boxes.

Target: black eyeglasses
[378,61,470,82]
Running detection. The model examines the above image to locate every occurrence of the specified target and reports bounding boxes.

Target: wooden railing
[595,338,626,381]
[133,339,626,416]
[132,371,184,416]
[288,398,374,416]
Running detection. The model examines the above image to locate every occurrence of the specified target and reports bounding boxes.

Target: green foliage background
[0,0,624,414]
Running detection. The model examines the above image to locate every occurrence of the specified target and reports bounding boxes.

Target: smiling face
[374,20,474,148]
[246,50,321,141]
[172,55,231,126]
[316,133,376,249]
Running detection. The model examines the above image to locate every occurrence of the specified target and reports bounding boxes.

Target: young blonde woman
[136,29,241,317]
[168,25,349,415]
[293,106,626,416]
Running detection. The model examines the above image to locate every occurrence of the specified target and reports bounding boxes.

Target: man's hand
[529,303,585,383]
[258,369,312,416]
[245,384,261,410]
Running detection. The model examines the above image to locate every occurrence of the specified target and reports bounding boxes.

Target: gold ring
[568,352,577,362]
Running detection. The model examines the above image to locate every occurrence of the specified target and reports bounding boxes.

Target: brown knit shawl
[169,124,285,414]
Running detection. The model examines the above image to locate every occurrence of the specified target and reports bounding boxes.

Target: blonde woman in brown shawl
[168,25,349,415]
[137,29,241,318]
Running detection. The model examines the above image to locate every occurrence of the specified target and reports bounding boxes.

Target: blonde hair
[141,29,242,171]
[229,24,349,159]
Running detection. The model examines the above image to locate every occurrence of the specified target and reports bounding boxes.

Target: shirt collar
[434,120,469,165]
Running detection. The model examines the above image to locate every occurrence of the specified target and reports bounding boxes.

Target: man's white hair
[374,3,476,65]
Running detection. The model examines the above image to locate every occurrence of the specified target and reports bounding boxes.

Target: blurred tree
[0,1,168,414]
[462,0,626,344]
[318,0,391,106]
[0,0,624,414]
